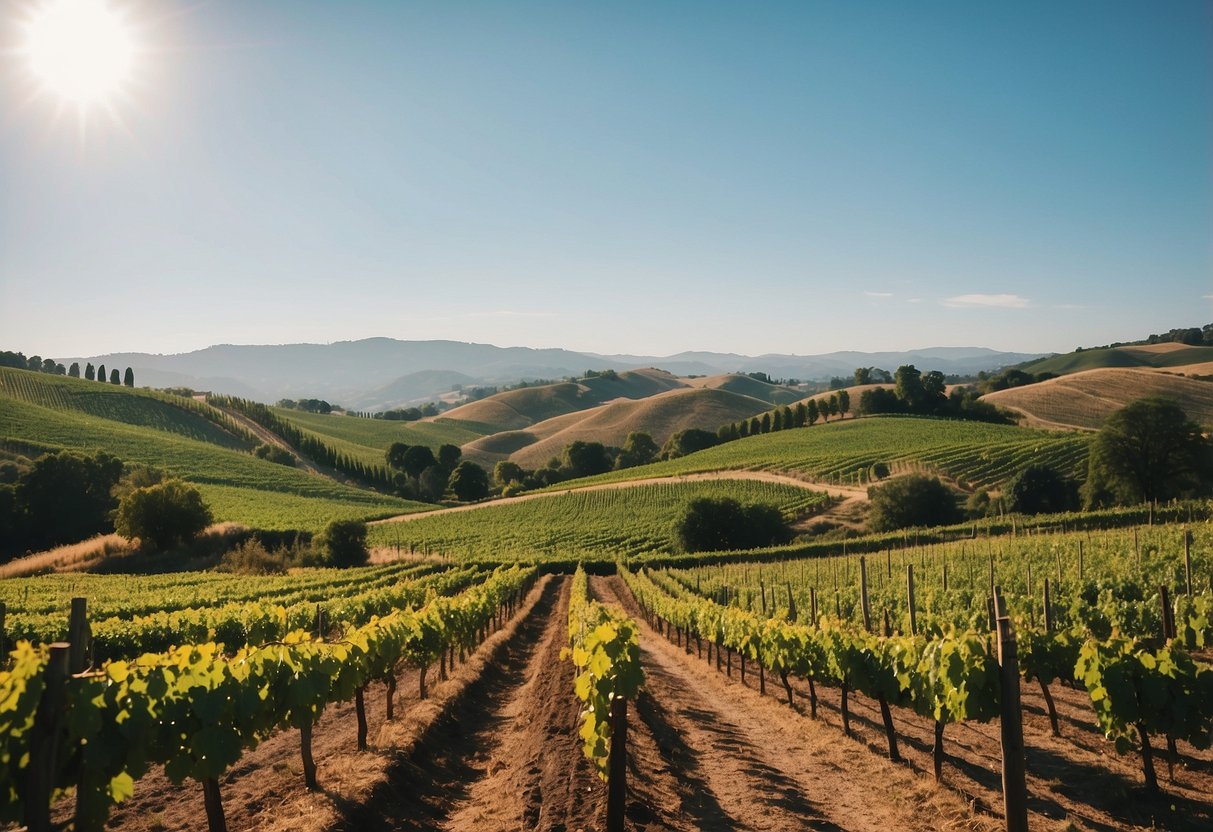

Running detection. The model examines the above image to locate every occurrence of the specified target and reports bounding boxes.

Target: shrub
[115,480,213,551]
[675,497,792,552]
[867,475,962,532]
[1006,465,1079,515]
[316,519,369,567]
[253,443,297,467]
[218,538,290,574]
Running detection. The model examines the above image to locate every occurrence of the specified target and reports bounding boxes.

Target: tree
[401,445,437,479]
[85,363,95,381]
[836,389,850,418]
[894,365,926,409]
[675,497,791,552]
[867,475,962,532]
[417,465,449,501]
[561,441,612,478]
[27,355,42,371]
[18,450,124,549]
[1006,465,1079,515]
[749,416,761,435]
[315,519,368,567]
[738,420,749,438]
[493,460,526,487]
[447,461,490,501]
[858,387,901,415]
[437,443,462,470]
[123,367,134,387]
[115,480,212,550]
[111,464,166,502]
[617,432,658,468]
[660,429,720,460]
[41,358,56,374]
[96,364,106,383]
[772,408,784,431]
[806,399,819,425]
[854,367,873,386]
[109,368,120,384]
[385,442,411,471]
[794,402,807,427]
[760,413,772,433]
[68,362,80,378]
[1083,398,1213,507]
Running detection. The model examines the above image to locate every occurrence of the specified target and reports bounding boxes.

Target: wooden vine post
[23,643,69,832]
[859,556,872,632]
[906,564,917,636]
[606,682,629,832]
[1183,528,1193,595]
[995,615,1029,832]
[68,597,91,674]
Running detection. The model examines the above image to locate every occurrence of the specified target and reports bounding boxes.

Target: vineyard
[551,416,1092,492]
[367,479,830,562]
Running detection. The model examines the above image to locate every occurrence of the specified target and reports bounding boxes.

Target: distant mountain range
[73,339,1046,409]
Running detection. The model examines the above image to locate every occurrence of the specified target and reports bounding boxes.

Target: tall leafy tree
[68,362,80,378]
[437,443,462,470]
[853,367,873,385]
[837,389,850,418]
[1083,398,1213,507]
[385,442,411,471]
[806,398,819,425]
[447,461,490,501]
[123,367,135,387]
[97,364,107,383]
[400,445,437,479]
[109,368,120,384]
[894,365,926,409]
[85,363,95,381]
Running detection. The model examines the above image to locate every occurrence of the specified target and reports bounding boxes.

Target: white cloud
[907,298,922,304]
[864,290,894,298]
[942,293,1030,309]
[1203,294,1213,300]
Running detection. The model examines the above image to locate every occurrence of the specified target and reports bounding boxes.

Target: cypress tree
[749,416,761,435]
[794,402,807,427]
[85,363,95,381]
[806,399,819,425]
[123,367,134,387]
[772,408,784,431]
[68,362,80,378]
[97,364,106,383]
[109,368,120,384]
[738,420,749,438]
[761,413,772,433]
[782,405,793,427]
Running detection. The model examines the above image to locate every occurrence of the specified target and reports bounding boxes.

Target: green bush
[867,475,962,532]
[115,480,213,551]
[316,518,369,567]
[675,497,791,552]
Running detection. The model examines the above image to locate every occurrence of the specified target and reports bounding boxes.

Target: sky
[1,0,1210,360]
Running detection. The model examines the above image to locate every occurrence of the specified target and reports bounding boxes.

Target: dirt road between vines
[329,575,606,832]
[590,575,996,832]
[372,470,865,528]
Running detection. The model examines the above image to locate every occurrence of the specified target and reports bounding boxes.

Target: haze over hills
[73,339,1045,409]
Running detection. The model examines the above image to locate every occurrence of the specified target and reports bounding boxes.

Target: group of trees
[490,432,665,495]
[857,365,1009,423]
[852,366,894,385]
[213,396,395,490]
[0,450,210,559]
[975,367,1057,394]
[717,393,851,444]
[385,442,489,502]
[276,398,334,414]
[0,351,134,386]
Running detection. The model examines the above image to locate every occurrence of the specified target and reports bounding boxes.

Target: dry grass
[0,534,133,578]
[981,367,1213,430]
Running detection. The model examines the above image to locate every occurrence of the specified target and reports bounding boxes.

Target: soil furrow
[591,575,987,832]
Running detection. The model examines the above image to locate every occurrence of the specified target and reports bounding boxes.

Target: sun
[20,0,138,111]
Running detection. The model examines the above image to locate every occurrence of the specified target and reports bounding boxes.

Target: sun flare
[21,0,137,110]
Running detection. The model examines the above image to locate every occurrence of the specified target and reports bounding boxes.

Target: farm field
[0,371,428,531]
[550,415,1091,492]
[4,517,1210,832]
[367,478,830,562]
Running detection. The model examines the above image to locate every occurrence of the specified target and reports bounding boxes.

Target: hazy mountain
[75,338,1045,408]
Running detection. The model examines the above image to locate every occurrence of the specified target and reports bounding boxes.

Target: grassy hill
[272,408,485,469]
[0,369,428,531]
[439,368,686,433]
[547,415,1090,492]
[1019,343,1213,376]
[502,387,777,469]
[981,367,1213,430]
[682,373,805,405]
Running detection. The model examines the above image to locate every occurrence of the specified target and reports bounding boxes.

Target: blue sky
[1,0,1209,359]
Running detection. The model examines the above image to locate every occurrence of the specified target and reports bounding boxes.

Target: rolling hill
[1018,343,1213,376]
[0,368,428,532]
[981,366,1213,430]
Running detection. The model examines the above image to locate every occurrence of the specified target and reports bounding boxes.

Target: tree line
[0,350,134,387]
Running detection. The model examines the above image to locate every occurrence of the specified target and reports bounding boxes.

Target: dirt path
[590,575,995,832]
[329,576,606,832]
[373,471,864,527]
